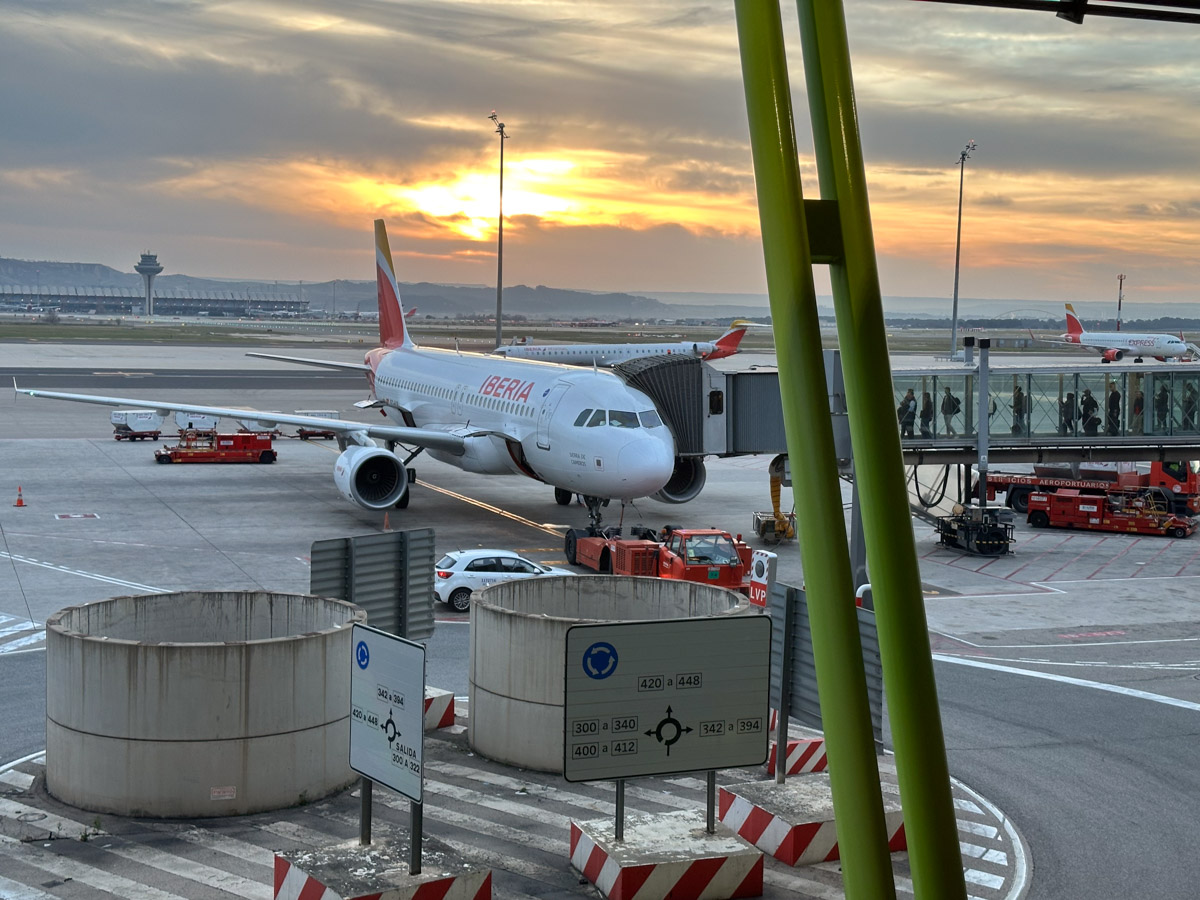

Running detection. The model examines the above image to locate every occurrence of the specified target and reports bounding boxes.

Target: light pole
[949,139,976,360]
[488,111,510,349]
[1117,273,1125,331]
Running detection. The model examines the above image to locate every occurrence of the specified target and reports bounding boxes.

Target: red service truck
[1027,488,1196,538]
[154,431,277,464]
[982,461,1200,516]
[565,526,753,594]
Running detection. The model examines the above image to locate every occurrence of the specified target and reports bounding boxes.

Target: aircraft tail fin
[375,219,415,350]
[707,321,750,359]
[1064,303,1084,338]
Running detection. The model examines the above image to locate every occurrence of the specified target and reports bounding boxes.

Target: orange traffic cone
[13,486,26,508]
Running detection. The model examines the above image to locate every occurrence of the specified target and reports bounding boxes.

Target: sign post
[564,616,771,834]
[349,623,426,873]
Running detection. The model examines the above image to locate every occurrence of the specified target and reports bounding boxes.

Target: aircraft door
[537,383,571,450]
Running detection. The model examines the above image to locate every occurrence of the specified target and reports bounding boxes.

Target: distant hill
[0,254,1194,325]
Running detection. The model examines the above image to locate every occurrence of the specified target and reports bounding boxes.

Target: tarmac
[13,340,1184,899]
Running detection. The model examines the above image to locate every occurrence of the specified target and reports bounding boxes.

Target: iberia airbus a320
[15,221,703,526]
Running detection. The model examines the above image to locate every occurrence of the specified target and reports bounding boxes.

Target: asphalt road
[938,658,1200,900]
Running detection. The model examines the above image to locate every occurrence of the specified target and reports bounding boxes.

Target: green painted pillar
[734,4,896,898]
[794,1,968,897]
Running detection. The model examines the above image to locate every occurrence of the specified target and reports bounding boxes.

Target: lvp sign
[563,616,771,782]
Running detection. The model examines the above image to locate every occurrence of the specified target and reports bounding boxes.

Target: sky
[0,1,1198,305]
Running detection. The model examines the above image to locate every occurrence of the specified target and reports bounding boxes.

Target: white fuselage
[370,345,676,500]
[1071,330,1189,358]
[494,341,710,366]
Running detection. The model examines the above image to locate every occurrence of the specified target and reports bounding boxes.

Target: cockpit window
[609,410,639,428]
[574,409,593,427]
[638,410,663,428]
[587,409,607,427]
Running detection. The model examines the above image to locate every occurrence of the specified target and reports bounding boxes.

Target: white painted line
[0,620,37,639]
[950,773,1029,900]
[983,848,1009,865]
[936,654,1200,712]
[0,552,161,592]
[762,867,847,900]
[964,867,1006,889]
[0,770,34,790]
[259,820,346,848]
[172,826,275,867]
[103,842,271,899]
[0,873,57,899]
[0,798,102,841]
[953,797,984,815]
[957,818,999,839]
[0,632,45,653]
[7,844,187,900]
[0,752,44,776]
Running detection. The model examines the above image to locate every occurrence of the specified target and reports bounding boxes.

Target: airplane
[490,320,760,367]
[14,221,698,528]
[1031,303,1199,363]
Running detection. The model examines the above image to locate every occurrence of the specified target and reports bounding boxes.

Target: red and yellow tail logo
[707,322,750,360]
[374,220,414,350]
[1064,303,1084,341]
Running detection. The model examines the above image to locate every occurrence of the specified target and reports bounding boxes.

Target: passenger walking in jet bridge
[941,386,959,436]
[898,388,916,438]
[1081,389,1100,436]
[1060,392,1077,436]
[1156,383,1171,431]
[1011,386,1026,435]
[919,391,934,438]
[1184,383,1197,432]
[1132,389,1145,436]
[1106,383,1122,436]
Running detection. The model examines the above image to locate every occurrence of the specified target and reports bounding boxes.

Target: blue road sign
[582,641,619,679]
[356,640,370,670]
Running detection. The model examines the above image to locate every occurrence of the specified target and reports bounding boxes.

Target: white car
[434,549,575,612]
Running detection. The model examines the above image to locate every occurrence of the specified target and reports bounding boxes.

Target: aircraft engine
[1102,348,1124,362]
[654,456,707,504]
[334,445,408,510]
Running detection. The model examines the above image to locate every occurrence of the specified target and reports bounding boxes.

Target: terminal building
[0,283,307,317]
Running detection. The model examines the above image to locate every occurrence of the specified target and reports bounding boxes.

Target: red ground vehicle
[564,526,753,594]
[154,430,277,464]
[983,461,1200,516]
[1027,487,1195,538]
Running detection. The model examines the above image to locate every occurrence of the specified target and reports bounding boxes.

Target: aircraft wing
[13,382,465,455]
[1028,329,1080,347]
[245,352,371,371]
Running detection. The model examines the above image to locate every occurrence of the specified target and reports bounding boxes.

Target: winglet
[374,219,415,351]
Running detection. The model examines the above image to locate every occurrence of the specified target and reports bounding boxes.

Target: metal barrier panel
[310,529,435,641]
[768,581,883,743]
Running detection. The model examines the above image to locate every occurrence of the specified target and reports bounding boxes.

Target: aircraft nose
[618,437,675,497]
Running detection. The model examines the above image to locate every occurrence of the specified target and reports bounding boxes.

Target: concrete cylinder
[46,591,366,817]
[469,576,752,772]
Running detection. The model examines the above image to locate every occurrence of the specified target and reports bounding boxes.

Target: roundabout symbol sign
[582,641,619,679]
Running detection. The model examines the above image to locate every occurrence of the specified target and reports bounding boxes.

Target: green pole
[734,5,895,898]
[794,1,967,896]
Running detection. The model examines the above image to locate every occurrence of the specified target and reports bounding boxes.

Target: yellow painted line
[299,441,566,537]
[419,482,567,538]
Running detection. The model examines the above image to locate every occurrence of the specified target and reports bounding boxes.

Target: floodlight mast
[948,140,976,360]
[488,111,510,349]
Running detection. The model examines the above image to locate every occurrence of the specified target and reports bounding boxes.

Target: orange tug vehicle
[1027,487,1196,539]
[564,525,753,595]
[154,430,277,464]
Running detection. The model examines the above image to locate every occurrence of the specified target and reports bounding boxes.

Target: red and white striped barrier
[274,856,491,900]
[423,687,456,731]
[764,738,827,775]
[570,820,763,900]
[718,788,905,867]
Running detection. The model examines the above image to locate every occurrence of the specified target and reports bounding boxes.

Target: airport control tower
[134,252,163,316]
